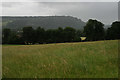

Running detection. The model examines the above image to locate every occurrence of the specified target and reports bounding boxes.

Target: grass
[2,40,118,78]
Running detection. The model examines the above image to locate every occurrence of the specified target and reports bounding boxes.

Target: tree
[73,30,82,42]
[56,27,64,43]
[35,27,45,44]
[106,21,120,40]
[84,19,105,41]
[22,27,35,44]
[8,31,19,44]
[63,27,76,42]
[2,28,11,44]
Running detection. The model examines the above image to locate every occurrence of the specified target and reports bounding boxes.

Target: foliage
[2,28,11,44]
[84,19,105,41]
[106,21,120,40]
[2,27,82,44]
[2,16,85,30]
[22,27,35,44]
[2,20,120,44]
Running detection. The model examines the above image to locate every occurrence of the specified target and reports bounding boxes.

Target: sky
[1,0,120,2]
[1,0,119,25]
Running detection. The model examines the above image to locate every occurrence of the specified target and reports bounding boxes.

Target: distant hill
[2,16,86,30]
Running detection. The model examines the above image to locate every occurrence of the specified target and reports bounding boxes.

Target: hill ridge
[2,16,86,30]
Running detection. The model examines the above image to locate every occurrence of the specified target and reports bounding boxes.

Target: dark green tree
[63,27,76,42]
[8,31,19,44]
[106,21,120,40]
[84,19,105,41]
[73,30,82,42]
[2,28,11,44]
[2,28,22,44]
[35,27,45,44]
[45,29,55,43]
[22,27,35,44]
[56,27,64,43]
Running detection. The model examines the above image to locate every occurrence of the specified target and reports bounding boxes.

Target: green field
[2,40,118,78]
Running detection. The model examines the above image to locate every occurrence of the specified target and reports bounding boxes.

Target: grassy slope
[2,40,118,78]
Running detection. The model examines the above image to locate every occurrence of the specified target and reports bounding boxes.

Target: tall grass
[2,40,118,78]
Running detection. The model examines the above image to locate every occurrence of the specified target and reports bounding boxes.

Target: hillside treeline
[2,19,120,44]
[2,16,85,30]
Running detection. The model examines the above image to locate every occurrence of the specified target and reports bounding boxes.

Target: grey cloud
[38,2,118,24]
[2,0,119,2]
[2,2,22,7]
[2,2,118,24]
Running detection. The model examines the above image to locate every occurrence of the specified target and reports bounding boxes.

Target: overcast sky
[1,0,119,2]
[1,1,119,25]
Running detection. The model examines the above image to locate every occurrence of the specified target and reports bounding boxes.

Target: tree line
[2,19,120,44]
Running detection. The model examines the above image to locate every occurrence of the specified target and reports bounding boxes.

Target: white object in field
[80,37,86,41]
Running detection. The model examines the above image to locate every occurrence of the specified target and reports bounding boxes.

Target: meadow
[2,40,118,78]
